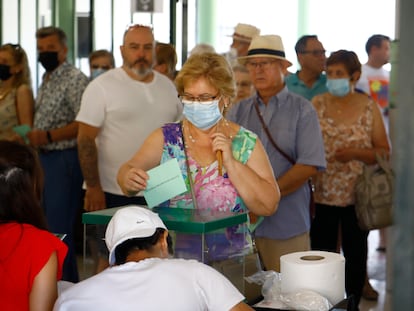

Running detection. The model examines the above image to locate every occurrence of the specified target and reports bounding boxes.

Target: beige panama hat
[231,23,260,43]
[238,35,292,67]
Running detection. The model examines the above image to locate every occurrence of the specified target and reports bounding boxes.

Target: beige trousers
[255,231,310,272]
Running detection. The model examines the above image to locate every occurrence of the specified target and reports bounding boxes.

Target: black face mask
[0,64,12,80]
[38,51,59,72]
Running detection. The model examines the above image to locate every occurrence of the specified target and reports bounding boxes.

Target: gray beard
[130,65,152,79]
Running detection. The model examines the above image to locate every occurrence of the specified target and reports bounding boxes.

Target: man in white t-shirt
[356,34,391,130]
[76,25,182,272]
[54,206,253,311]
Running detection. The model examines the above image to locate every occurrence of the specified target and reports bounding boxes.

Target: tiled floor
[359,230,391,311]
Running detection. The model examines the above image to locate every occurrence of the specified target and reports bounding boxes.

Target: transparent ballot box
[82,206,258,297]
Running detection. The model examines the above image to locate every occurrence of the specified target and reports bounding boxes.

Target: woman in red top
[0,141,67,311]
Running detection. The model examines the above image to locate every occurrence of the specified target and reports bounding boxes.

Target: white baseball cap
[105,205,167,266]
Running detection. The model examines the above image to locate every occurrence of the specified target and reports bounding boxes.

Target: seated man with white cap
[54,206,254,311]
[226,23,260,66]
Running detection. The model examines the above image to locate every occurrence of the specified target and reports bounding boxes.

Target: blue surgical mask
[91,68,107,80]
[182,99,222,130]
[326,78,350,97]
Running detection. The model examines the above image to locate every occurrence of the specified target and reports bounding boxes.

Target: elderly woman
[310,50,390,308]
[117,53,280,258]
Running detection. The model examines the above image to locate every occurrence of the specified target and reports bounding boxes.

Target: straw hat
[238,35,292,67]
[231,23,260,43]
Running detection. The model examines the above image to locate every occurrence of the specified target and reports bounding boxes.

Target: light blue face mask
[182,99,222,130]
[326,78,350,97]
[90,68,107,80]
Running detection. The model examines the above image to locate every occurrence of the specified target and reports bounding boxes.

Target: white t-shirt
[356,64,390,130]
[54,258,245,311]
[356,64,389,107]
[77,68,182,195]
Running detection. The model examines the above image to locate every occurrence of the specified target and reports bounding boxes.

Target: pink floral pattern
[161,123,257,212]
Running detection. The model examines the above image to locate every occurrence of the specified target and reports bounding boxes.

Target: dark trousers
[39,148,83,283]
[310,203,368,307]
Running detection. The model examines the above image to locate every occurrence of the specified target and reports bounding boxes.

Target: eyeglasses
[91,64,111,70]
[9,43,21,50]
[300,50,326,57]
[245,60,277,70]
[179,92,220,104]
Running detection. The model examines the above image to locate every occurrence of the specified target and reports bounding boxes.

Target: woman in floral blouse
[310,50,390,308]
[117,52,280,260]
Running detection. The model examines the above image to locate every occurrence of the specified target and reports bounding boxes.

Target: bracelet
[46,130,53,143]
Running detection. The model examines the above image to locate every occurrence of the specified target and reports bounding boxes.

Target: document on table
[144,158,187,208]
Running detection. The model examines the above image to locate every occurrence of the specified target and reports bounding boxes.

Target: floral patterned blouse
[313,96,374,207]
[161,122,257,212]
[34,62,89,150]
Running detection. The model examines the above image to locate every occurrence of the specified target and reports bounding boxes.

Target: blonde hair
[0,44,32,89]
[175,53,235,101]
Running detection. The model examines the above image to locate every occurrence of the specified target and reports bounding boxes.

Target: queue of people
[0,21,392,311]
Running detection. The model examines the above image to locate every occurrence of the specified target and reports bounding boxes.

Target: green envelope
[12,124,31,144]
[144,158,187,208]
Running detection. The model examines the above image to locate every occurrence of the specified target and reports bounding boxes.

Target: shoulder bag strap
[253,100,315,219]
[180,121,198,209]
[253,100,295,164]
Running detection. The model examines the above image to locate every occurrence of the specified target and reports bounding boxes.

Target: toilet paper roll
[280,251,345,305]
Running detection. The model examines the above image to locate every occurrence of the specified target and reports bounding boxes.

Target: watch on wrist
[46,130,53,143]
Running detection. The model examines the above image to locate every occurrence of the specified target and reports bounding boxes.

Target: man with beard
[76,24,182,273]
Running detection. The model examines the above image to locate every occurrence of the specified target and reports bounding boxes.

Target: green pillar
[54,0,75,64]
[197,0,217,45]
[297,0,309,37]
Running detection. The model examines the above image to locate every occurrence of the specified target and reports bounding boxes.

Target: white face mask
[182,99,222,130]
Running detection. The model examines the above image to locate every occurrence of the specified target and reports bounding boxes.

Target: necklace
[184,118,233,148]
[0,88,11,101]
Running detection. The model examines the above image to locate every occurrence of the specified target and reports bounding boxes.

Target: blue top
[226,87,326,239]
[285,71,328,101]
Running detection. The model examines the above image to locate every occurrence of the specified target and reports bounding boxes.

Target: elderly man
[227,35,326,272]
[285,35,328,101]
[54,206,254,311]
[225,23,260,66]
[77,24,182,272]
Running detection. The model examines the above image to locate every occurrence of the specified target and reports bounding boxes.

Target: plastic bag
[280,289,332,311]
[245,270,333,311]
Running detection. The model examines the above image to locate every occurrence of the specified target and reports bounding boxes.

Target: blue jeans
[39,148,83,283]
